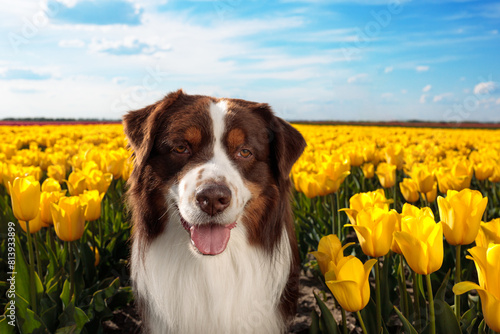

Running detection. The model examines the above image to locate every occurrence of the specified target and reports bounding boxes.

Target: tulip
[436,161,473,193]
[453,244,500,332]
[361,163,374,179]
[50,196,87,241]
[325,257,378,312]
[408,163,435,193]
[9,176,41,222]
[341,189,391,223]
[121,159,133,181]
[105,150,126,179]
[376,162,396,188]
[394,215,443,275]
[90,246,100,266]
[384,145,404,170]
[85,169,113,194]
[79,190,104,221]
[310,234,354,275]
[344,146,364,167]
[40,191,66,227]
[400,178,419,203]
[345,207,398,258]
[41,177,62,192]
[474,161,494,181]
[400,203,434,219]
[437,189,488,246]
[423,181,437,203]
[475,218,500,248]
[18,211,43,234]
[47,164,66,182]
[296,172,323,198]
[321,155,351,192]
[489,164,500,183]
[65,171,86,196]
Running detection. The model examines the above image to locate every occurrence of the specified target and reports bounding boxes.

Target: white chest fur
[131,214,292,334]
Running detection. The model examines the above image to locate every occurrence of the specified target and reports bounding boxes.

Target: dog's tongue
[190,224,233,255]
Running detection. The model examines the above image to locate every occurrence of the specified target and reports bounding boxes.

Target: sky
[0,0,499,122]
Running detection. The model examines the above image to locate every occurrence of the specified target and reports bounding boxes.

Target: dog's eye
[173,145,190,154]
[238,149,252,158]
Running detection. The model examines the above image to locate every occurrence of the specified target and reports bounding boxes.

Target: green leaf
[313,292,339,334]
[435,269,451,301]
[15,294,48,334]
[381,254,394,321]
[56,300,89,334]
[434,299,461,334]
[461,303,478,334]
[60,279,70,309]
[309,309,320,334]
[14,236,31,305]
[394,306,418,334]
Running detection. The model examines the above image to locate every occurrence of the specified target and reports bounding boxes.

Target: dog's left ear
[254,104,306,183]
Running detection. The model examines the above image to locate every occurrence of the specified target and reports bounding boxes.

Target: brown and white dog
[123,90,306,334]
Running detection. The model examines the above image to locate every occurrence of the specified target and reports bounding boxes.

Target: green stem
[413,271,421,331]
[98,217,103,248]
[33,233,42,279]
[399,255,409,319]
[330,193,335,235]
[375,258,382,333]
[25,221,38,314]
[356,311,368,334]
[455,245,461,320]
[336,192,342,240]
[48,226,56,254]
[68,242,75,299]
[393,181,397,210]
[341,307,347,334]
[426,274,436,334]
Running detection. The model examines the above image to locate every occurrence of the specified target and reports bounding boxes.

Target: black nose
[195,184,232,216]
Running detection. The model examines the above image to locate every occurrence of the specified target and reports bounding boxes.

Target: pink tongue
[190,224,232,255]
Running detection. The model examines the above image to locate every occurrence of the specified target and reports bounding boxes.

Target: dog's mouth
[180,216,236,256]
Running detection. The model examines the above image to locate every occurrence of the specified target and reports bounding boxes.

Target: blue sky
[0,0,499,121]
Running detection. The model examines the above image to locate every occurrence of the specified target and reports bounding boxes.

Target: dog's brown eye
[173,146,189,154]
[238,149,252,158]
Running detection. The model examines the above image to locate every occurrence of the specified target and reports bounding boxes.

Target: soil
[102,269,357,334]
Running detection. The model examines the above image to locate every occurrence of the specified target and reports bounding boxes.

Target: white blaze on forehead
[174,99,252,227]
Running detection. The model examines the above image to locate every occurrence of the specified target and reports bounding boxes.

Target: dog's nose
[195,184,232,216]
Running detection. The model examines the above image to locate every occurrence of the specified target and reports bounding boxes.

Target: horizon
[1,0,499,122]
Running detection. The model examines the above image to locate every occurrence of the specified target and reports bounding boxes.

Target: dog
[123,89,306,334]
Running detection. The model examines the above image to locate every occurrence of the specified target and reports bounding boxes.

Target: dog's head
[124,90,306,255]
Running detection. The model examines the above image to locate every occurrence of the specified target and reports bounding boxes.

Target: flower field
[1,122,500,333]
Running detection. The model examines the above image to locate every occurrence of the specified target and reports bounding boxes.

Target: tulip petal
[326,280,364,312]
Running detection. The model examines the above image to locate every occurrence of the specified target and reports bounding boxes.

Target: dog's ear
[123,89,184,165]
[254,104,306,184]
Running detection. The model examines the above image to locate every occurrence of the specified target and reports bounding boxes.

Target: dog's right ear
[123,89,184,165]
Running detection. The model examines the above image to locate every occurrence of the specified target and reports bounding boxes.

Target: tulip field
[1,122,500,333]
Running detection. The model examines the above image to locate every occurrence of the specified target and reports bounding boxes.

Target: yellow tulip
[296,172,323,198]
[321,155,351,192]
[121,159,133,181]
[65,171,86,196]
[47,164,66,182]
[325,257,378,312]
[105,150,126,179]
[345,207,398,258]
[489,164,500,183]
[79,190,104,221]
[86,169,113,194]
[341,189,391,223]
[436,161,473,193]
[310,234,354,275]
[400,178,419,203]
[453,244,500,332]
[90,246,100,266]
[41,177,62,192]
[384,145,404,170]
[474,161,494,181]
[9,176,41,222]
[19,211,43,234]
[50,196,87,241]
[400,203,434,219]
[390,212,403,254]
[344,146,364,167]
[475,219,500,248]
[408,163,435,193]
[437,189,488,245]
[40,191,66,227]
[361,163,374,179]
[394,215,443,275]
[423,181,437,203]
[376,162,396,188]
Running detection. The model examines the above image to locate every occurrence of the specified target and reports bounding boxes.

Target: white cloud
[492,30,499,35]
[401,89,407,94]
[59,39,85,48]
[347,73,368,84]
[473,81,498,95]
[416,65,430,72]
[381,92,393,99]
[419,94,427,104]
[384,66,393,73]
[496,98,500,105]
[463,88,470,93]
[460,77,466,81]
[433,93,453,102]
[422,84,432,92]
